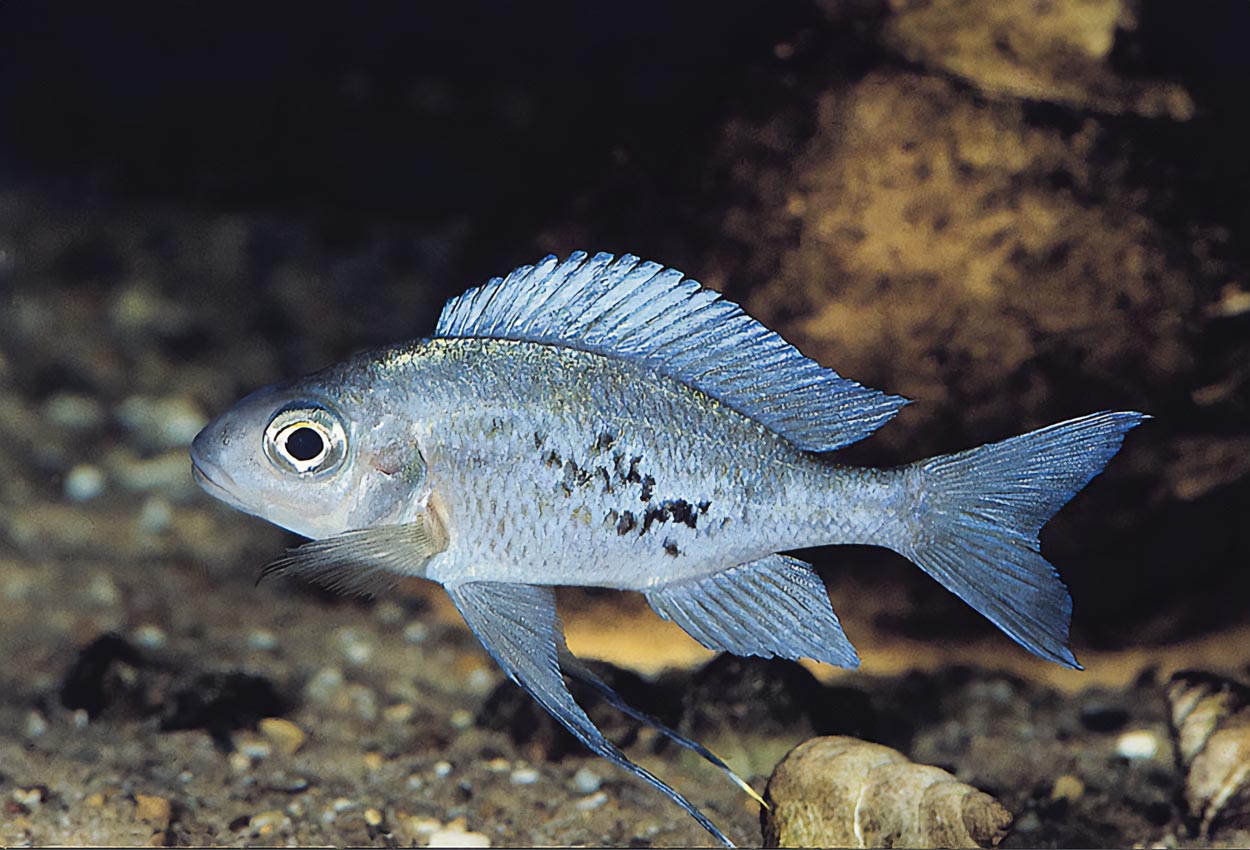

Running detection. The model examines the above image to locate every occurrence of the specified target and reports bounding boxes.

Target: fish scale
[191,250,1146,845]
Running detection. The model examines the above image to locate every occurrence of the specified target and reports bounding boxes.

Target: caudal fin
[900,411,1147,668]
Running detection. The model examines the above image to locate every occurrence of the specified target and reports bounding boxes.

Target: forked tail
[895,411,1147,668]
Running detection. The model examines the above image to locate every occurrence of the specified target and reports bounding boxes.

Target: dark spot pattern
[616,510,637,535]
[641,498,702,534]
[639,475,655,502]
[663,538,680,557]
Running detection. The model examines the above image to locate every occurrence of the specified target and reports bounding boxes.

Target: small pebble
[248,809,290,836]
[450,708,473,730]
[1049,774,1085,803]
[427,827,491,848]
[131,623,167,649]
[374,600,404,625]
[134,794,172,825]
[258,717,306,755]
[576,791,609,812]
[267,774,310,794]
[364,807,384,827]
[485,758,511,774]
[44,393,106,430]
[72,708,90,729]
[12,787,45,810]
[228,751,253,772]
[85,572,121,606]
[332,797,356,813]
[466,667,495,695]
[383,702,416,724]
[572,766,603,795]
[303,666,346,707]
[23,710,48,739]
[246,628,279,651]
[401,815,442,837]
[510,766,540,786]
[347,683,379,721]
[1015,811,1042,833]
[363,751,385,770]
[178,770,194,784]
[402,621,429,644]
[335,627,375,665]
[1116,729,1161,760]
[64,464,106,502]
[235,733,273,760]
[406,774,425,790]
[434,760,453,778]
[137,497,173,533]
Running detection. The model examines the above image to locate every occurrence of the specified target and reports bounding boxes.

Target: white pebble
[433,760,453,778]
[449,709,473,730]
[426,827,491,848]
[64,464,105,502]
[335,627,374,665]
[137,497,173,533]
[466,667,495,694]
[1116,729,1160,760]
[510,766,540,786]
[23,711,47,739]
[402,621,429,644]
[44,393,105,430]
[303,666,345,706]
[576,791,609,812]
[84,572,120,606]
[374,600,405,625]
[131,623,167,649]
[572,766,602,795]
[247,628,279,651]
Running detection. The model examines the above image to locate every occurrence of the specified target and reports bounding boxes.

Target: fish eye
[263,404,348,476]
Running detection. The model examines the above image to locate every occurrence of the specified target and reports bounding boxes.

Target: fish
[190,250,1146,845]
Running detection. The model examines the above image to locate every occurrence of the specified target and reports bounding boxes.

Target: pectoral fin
[445,580,734,847]
[646,554,860,669]
[258,511,448,596]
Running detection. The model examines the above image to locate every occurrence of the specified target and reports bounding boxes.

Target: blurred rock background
[1,1,1248,846]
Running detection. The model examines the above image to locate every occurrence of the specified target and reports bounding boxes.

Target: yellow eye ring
[263,404,348,476]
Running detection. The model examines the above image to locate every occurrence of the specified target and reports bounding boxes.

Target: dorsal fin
[436,251,908,452]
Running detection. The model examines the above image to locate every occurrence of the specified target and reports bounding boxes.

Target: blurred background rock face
[1,0,1248,667]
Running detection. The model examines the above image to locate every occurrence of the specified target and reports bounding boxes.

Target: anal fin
[646,554,860,669]
[445,581,735,847]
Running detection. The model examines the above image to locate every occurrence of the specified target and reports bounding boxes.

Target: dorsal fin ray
[436,251,908,452]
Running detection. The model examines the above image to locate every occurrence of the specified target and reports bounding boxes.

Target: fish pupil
[285,426,325,461]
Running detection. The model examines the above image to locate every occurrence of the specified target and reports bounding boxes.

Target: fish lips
[189,433,253,516]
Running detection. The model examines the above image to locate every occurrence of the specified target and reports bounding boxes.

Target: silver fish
[191,251,1145,845]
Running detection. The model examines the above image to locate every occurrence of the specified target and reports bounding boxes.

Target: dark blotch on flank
[640,474,655,502]
[616,511,637,535]
[663,538,680,557]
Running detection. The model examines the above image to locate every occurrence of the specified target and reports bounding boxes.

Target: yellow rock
[133,793,172,825]
[258,716,306,755]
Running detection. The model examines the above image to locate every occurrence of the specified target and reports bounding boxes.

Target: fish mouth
[190,458,252,515]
